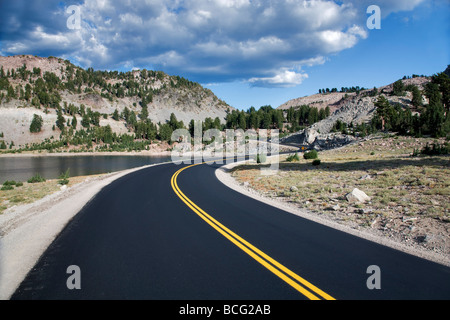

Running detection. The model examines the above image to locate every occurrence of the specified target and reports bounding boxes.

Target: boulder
[346,188,371,203]
[304,128,319,145]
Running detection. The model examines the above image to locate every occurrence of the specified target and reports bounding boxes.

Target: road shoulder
[215,159,450,268]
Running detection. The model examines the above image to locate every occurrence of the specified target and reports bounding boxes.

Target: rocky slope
[0,55,232,147]
[280,77,431,150]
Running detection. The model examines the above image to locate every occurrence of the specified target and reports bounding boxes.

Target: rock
[327,204,340,211]
[345,188,371,203]
[243,182,249,187]
[304,128,320,145]
[290,186,298,192]
[60,185,68,191]
[417,234,433,243]
[360,174,373,180]
[356,208,372,214]
[430,199,440,206]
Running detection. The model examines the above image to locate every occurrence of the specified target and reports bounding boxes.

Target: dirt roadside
[215,148,450,268]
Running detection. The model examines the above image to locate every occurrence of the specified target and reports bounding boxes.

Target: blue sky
[0,0,448,110]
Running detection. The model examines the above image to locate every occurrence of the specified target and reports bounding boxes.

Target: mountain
[279,76,433,149]
[0,55,232,148]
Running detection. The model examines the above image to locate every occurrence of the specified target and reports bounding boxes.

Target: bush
[303,150,318,160]
[28,173,46,183]
[256,153,267,164]
[286,153,300,162]
[2,180,17,186]
[16,182,23,187]
[58,169,70,185]
[312,159,321,166]
[417,142,450,156]
[1,185,14,191]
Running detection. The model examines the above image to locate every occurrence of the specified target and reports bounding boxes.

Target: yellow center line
[171,160,336,301]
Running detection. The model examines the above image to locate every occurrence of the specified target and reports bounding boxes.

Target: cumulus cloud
[0,0,427,87]
[249,69,309,88]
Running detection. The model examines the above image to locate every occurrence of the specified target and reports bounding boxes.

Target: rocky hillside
[279,76,433,150]
[0,55,232,148]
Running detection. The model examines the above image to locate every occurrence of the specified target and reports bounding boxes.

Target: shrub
[1,185,14,191]
[2,180,17,186]
[312,159,321,166]
[286,153,300,162]
[303,150,318,160]
[413,142,450,156]
[16,182,23,187]
[28,173,46,183]
[421,142,450,156]
[58,169,70,185]
[256,153,267,164]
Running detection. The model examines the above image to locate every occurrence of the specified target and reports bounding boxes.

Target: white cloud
[249,69,309,88]
[0,0,427,87]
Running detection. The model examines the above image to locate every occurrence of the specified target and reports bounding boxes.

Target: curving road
[10,160,450,300]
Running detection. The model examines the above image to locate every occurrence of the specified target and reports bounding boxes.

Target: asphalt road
[10,161,450,300]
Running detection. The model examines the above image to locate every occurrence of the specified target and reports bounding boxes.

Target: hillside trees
[371,73,449,137]
[392,80,405,96]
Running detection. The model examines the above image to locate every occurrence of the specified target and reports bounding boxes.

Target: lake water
[0,155,172,184]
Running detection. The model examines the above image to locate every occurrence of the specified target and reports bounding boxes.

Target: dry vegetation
[230,134,450,257]
[0,173,105,215]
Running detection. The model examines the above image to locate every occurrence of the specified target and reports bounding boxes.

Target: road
[10,160,450,300]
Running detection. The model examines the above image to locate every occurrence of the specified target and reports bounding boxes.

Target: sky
[0,0,448,110]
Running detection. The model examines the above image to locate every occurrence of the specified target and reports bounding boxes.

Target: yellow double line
[171,162,335,300]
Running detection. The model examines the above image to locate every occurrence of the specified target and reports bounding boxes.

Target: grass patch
[286,153,300,162]
[27,173,46,183]
[231,136,450,222]
[0,173,106,214]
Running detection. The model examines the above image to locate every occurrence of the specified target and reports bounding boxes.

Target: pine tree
[374,96,391,131]
[29,114,43,133]
[393,80,405,96]
[72,115,77,129]
[139,105,148,120]
[81,113,90,128]
[112,109,120,121]
[411,86,423,108]
[56,109,65,131]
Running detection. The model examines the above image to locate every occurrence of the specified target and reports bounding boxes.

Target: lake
[0,155,172,184]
